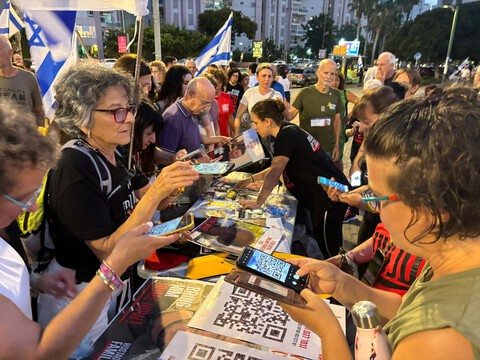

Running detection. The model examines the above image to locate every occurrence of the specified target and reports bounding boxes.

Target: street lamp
[442,0,461,85]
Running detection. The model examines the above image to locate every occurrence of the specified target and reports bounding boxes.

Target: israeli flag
[24,10,77,117]
[11,0,148,16]
[0,2,25,38]
[195,12,233,76]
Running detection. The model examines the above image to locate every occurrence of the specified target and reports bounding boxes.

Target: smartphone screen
[192,162,232,175]
[146,214,193,237]
[237,247,309,293]
[317,176,349,192]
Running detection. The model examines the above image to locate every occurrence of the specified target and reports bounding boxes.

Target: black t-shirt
[274,123,349,209]
[48,145,148,283]
[225,83,245,109]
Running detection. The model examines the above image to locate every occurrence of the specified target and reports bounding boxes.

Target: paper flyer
[87,277,215,360]
[206,128,265,172]
[188,278,345,359]
[159,331,287,360]
[189,217,269,256]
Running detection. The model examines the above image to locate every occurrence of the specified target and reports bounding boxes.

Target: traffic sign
[414,52,422,61]
[253,41,263,58]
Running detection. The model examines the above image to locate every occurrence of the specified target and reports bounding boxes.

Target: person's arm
[350,142,365,176]
[291,258,402,322]
[326,237,374,268]
[228,114,235,137]
[239,156,289,209]
[33,107,45,127]
[233,167,271,189]
[392,328,475,360]
[331,113,341,161]
[345,121,359,138]
[281,289,352,360]
[154,147,176,165]
[346,90,358,105]
[201,135,231,146]
[284,105,299,121]
[86,162,199,261]
[233,103,248,136]
[0,224,180,360]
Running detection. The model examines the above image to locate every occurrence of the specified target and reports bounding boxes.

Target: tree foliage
[386,2,480,66]
[104,23,211,61]
[302,14,336,57]
[198,8,257,40]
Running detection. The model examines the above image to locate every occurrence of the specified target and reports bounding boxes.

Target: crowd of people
[1,32,480,360]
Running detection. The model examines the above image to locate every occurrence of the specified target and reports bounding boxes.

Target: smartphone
[192,162,233,175]
[236,247,309,293]
[178,149,201,161]
[146,213,195,237]
[317,176,349,193]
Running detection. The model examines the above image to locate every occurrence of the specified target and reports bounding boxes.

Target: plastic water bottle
[352,300,392,360]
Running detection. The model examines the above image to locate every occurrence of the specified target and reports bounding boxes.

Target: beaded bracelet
[97,261,124,291]
[96,269,116,291]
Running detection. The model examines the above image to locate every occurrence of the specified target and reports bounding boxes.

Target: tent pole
[128,15,145,169]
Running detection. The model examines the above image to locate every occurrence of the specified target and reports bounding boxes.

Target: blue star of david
[24,17,45,47]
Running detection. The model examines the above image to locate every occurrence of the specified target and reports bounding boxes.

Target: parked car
[272,60,286,65]
[290,67,318,87]
[100,58,116,68]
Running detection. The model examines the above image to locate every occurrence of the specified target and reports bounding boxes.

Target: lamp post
[442,1,460,85]
[322,13,327,49]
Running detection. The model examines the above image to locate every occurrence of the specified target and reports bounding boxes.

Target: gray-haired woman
[0,102,184,360]
[37,61,199,357]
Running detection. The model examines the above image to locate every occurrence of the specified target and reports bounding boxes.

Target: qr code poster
[160,331,287,360]
[188,279,343,359]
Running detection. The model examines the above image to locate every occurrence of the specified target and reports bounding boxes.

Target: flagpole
[75,30,92,59]
[127,15,145,169]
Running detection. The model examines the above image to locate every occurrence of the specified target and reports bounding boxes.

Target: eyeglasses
[92,105,137,123]
[199,99,213,108]
[1,186,42,212]
[362,189,399,212]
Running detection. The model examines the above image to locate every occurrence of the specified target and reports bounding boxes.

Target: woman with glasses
[36,61,199,357]
[0,102,187,359]
[281,87,480,359]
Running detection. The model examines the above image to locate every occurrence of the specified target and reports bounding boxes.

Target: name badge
[311,118,331,127]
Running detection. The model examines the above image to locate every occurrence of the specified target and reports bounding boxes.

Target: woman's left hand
[280,289,337,338]
[239,199,262,209]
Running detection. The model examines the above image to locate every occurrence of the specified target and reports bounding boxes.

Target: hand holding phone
[146,213,195,237]
[236,247,309,293]
[178,149,201,161]
[318,176,349,193]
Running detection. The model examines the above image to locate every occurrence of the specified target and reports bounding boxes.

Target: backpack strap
[61,139,113,196]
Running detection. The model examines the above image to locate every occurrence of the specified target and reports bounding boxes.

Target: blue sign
[339,40,360,56]
[414,52,422,61]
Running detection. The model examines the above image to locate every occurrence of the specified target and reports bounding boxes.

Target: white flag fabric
[11,0,148,16]
[24,10,77,117]
[357,55,363,70]
[195,12,233,76]
[0,2,25,38]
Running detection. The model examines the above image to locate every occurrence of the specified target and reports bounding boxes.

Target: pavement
[289,84,364,251]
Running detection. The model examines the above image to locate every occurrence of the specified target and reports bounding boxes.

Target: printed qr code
[212,286,289,342]
[188,343,262,360]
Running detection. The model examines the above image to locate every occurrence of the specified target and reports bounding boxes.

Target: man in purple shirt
[158,77,215,153]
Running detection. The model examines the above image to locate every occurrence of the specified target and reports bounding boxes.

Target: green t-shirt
[292,86,344,153]
[385,265,480,358]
